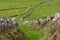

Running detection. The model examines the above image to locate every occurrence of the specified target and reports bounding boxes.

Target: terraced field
[0,0,60,40]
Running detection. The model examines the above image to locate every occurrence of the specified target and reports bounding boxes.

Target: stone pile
[22,16,51,25]
[0,17,18,31]
[52,12,60,22]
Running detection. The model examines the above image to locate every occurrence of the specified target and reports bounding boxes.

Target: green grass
[20,24,43,40]
[0,8,27,17]
[30,0,60,16]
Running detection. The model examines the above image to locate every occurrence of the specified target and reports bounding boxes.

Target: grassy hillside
[0,0,60,40]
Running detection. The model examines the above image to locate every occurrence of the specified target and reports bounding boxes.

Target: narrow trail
[0,6,31,17]
[0,6,30,11]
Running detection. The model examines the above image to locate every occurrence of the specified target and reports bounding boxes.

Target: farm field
[0,0,60,40]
